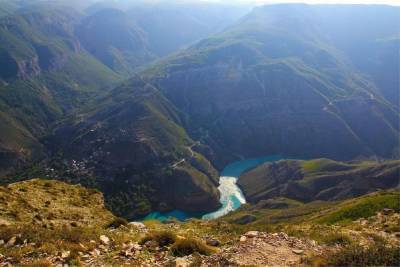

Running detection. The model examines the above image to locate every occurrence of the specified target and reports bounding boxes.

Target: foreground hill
[0,179,398,266]
[0,179,114,227]
[238,158,400,204]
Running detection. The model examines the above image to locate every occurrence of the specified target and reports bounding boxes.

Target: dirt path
[202,232,323,266]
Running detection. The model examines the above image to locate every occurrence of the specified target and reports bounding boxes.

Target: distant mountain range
[0,2,399,218]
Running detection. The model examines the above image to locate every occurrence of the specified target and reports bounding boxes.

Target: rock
[144,240,159,249]
[6,236,16,247]
[244,231,259,238]
[175,257,189,267]
[128,222,147,229]
[90,249,101,257]
[0,240,4,246]
[132,243,142,250]
[233,215,257,225]
[382,208,395,215]
[240,236,247,242]
[60,250,70,259]
[99,235,110,245]
[205,238,220,247]
[292,249,304,255]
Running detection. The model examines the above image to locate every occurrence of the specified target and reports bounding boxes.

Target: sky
[208,0,400,5]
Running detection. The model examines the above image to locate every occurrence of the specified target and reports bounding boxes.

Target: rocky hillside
[238,158,400,204]
[0,179,114,227]
[0,179,398,266]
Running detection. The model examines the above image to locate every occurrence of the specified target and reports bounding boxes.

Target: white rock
[99,235,110,245]
[60,251,70,259]
[128,222,146,229]
[240,236,247,242]
[292,249,304,255]
[244,231,259,238]
[175,257,189,267]
[6,236,16,247]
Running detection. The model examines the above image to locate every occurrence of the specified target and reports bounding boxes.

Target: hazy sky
[208,0,400,5]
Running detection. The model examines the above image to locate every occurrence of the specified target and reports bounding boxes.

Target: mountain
[75,8,154,75]
[138,4,399,164]
[40,4,400,218]
[238,158,400,205]
[0,1,247,176]
[0,5,121,175]
[48,78,221,218]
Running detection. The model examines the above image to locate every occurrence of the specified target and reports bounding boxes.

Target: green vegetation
[239,159,400,204]
[317,191,400,224]
[324,242,400,267]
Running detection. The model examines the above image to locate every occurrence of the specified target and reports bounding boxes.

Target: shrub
[139,231,177,247]
[325,242,400,266]
[170,238,216,257]
[107,217,128,229]
[319,232,352,246]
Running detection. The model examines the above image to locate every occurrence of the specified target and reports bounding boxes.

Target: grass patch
[139,230,177,247]
[170,238,216,257]
[317,191,400,224]
[106,217,128,229]
[323,242,400,266]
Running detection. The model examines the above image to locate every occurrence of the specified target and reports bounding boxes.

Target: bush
[319,232,352,246]
[107,217,128,229]
[325,242,400,266]
[170,238,216,257]
[139,231,177,247]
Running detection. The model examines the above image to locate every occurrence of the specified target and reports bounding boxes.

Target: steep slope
[126,2,250,57]
[140,4,399,164]
[312,5,400,107]
[48,78,221,218]
[238,159,400,204]
[0,5,121,175]
[41,4,400,219]
[76,8,154,75]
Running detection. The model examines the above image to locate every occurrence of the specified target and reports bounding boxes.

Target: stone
[240,236,247,242]
[292,249,304,255]
[175,257,189,267]
[128,222,147,229]
[382,208,395,215]
[244,231,259,238]
[60,251,70,259]
[99,235,110,245]
[205,238,220,247]
[90,249,101,257]
[144,240,159,249]
[6,236,16,247]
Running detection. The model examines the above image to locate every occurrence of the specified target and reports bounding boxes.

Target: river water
[141,155,283,221]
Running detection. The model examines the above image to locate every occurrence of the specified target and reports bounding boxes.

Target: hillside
[0,179,114,227]
[0,5,122,175]
[43,79,221,218]
[16,4,398,220]
[238,158,400,204]
[0,179,398,266]
[0,1,248,177]
[137,4,400,164]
